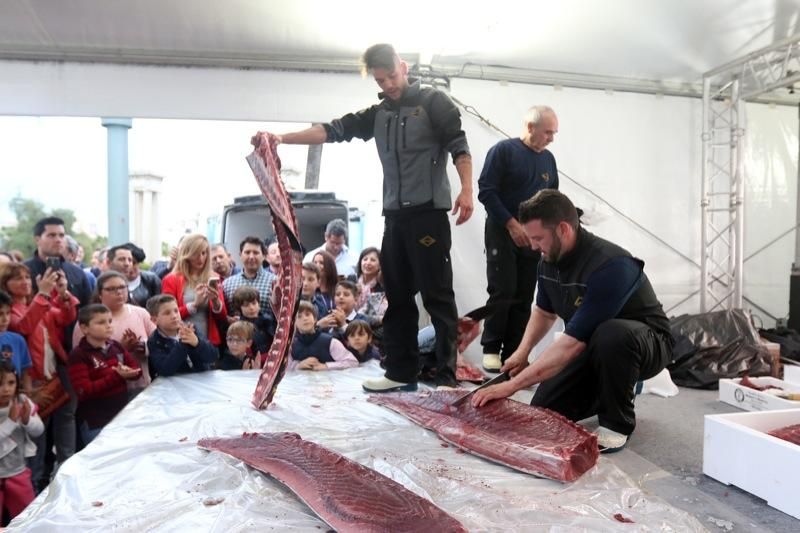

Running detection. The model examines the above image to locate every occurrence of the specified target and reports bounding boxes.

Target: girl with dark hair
[312,250,338,314]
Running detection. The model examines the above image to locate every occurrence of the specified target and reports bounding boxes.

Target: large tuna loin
[247,132,303,409]
[198,432,466,532]
[368,391,599,482]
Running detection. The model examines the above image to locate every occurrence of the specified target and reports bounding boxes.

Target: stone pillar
[129,173,164,264]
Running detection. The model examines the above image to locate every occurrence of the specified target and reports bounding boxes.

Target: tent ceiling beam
[1,44,799,106]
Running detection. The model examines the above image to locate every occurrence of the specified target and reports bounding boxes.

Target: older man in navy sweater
[477,106,559,372]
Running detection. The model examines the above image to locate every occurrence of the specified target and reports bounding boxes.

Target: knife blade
[463,300,517,322]
[450,371,511,406]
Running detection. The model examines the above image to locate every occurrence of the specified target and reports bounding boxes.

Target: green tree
[0,196,107,260]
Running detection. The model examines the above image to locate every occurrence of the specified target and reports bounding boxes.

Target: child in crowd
[0,291,32,392]
[290,301,357,371]
[220,320,262,370]
[146,295,218,378]
[0,359,43,521]
[67,304,141,444]
[344,320,381,363]
[317,280,367,339]
[300,263,329,320]
[231,286,273,355]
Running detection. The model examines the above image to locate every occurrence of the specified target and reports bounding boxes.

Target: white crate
[704,409,800,519]
[718,377,800,412]
[784,364,800,386]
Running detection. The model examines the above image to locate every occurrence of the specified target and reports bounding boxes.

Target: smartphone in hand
[46,257,62,270]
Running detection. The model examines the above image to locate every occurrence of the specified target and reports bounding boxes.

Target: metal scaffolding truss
[701,34,800,312]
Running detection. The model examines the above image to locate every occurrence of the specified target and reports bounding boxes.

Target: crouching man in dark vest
[472,189,673,453]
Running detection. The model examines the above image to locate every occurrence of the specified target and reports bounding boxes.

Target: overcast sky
[0,116,386,254]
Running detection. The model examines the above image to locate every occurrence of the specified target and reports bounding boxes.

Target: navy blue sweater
[477,138,559,225]
[536,256,643,342]
[147,330,218,378]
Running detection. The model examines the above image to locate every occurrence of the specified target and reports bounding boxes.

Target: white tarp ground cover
[10,364,704,531]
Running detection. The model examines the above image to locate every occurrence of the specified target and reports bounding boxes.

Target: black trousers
[530,319,672,435]
[481,219,540,359]
[381,210,458,386]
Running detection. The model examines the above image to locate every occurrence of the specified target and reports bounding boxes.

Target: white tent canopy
[1,0,799,94]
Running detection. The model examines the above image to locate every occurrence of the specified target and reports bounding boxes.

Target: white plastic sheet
[11,364,704,531]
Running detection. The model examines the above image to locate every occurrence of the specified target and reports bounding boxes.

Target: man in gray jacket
[274,43,473,390]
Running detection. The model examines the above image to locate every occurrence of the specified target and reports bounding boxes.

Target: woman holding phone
[162,234,227,347]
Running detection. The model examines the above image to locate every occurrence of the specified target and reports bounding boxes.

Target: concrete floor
[611,387,799,532]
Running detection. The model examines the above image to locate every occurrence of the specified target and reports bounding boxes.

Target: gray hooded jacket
[323,79,470,213]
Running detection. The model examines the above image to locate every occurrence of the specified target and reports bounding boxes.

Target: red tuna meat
[247,132,304,409]
[199,432,467,532]
[369,390,599,482]
[768,423,800,446]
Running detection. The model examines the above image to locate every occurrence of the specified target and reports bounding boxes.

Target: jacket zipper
[401,117,408,149]
[430,156,437,199]
[385,116,392,152]
[394,112,403,207]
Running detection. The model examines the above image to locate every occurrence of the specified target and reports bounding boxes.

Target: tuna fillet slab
[198,432,466,532]
[369,391,599,482]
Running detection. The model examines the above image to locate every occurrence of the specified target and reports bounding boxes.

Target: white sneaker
[596,426,629,454]
[482,353,502,372]
[362,377,417,393]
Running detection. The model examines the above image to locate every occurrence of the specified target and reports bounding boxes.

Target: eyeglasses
[226,337,247,345]
[102,285,128,293]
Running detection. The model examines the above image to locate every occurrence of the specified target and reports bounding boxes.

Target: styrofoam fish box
[784,364,800,386]
[718,377,800,412]
[703,409,800,519]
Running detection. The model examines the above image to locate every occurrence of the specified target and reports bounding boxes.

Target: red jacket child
[68,337,140,431]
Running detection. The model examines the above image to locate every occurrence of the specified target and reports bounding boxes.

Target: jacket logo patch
[412,106,421,116]
[542,172,550,182]
[419,236,436,247]
[574,296,583,307]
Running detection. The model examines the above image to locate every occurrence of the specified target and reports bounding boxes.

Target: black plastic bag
[667,309,772,389]
[758,327,800,363]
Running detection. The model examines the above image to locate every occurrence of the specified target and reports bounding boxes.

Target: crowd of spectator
[0,215,386,522]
